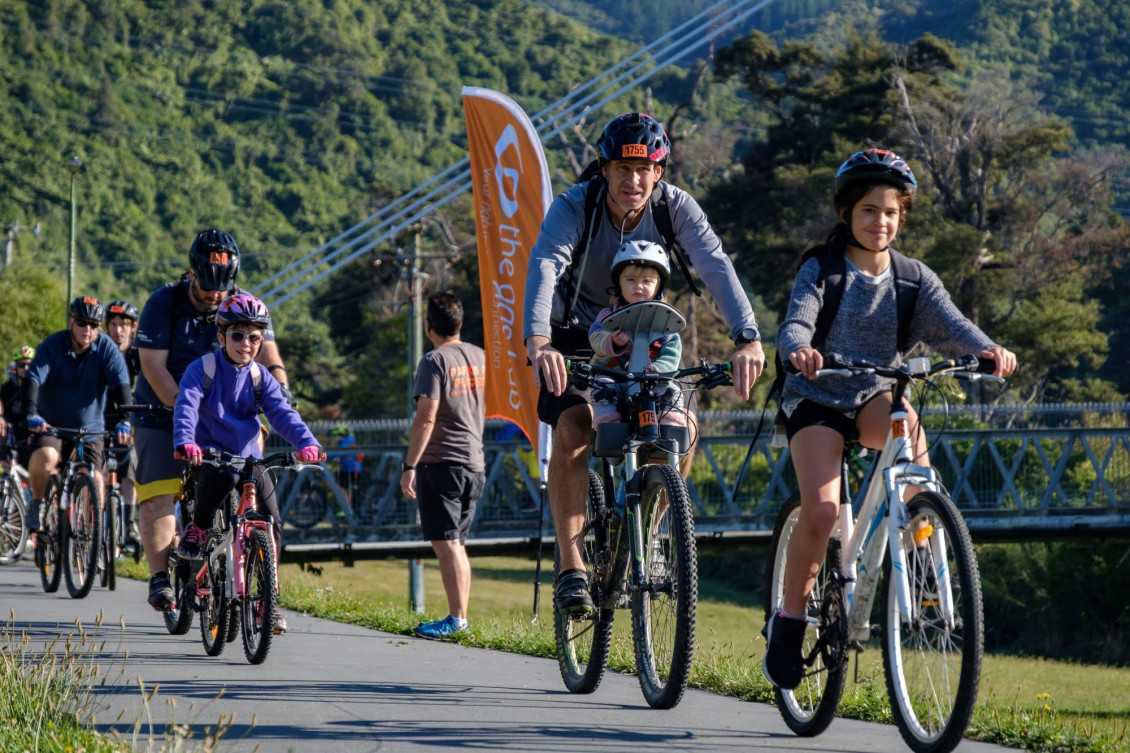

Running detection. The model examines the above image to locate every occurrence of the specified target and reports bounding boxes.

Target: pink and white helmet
[215,292,271,328]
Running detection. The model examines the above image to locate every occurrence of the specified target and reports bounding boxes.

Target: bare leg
[549,403,593,574]
[783,425,844,617]
[140,493,176,576]
[430,539,471,620]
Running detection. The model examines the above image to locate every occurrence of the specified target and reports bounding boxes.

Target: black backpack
[766,245,922,401]
[558,165,702,331]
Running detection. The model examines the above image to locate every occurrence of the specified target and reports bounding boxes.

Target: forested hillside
[3,0,1129,415]
[0,0,750,415]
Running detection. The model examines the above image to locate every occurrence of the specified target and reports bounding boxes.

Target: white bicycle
[766,353,1004,753]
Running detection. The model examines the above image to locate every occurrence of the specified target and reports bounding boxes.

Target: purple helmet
[215,292,271,328]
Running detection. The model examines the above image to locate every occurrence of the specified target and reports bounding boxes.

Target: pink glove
[296,445,323,463]
[176,443,203,462]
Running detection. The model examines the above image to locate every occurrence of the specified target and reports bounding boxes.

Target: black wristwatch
[734,327,759,345]
[401,462,416,472]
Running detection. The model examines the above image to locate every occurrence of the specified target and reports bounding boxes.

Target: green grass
[115,554,1130,752]
[0,611,224,752]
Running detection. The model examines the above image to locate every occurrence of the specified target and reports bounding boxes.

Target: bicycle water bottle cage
[600,301,686,374]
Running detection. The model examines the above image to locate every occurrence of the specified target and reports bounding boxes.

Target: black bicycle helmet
[597,113,671,166]
[69,296,105,322]
[834,148,918,195]
[106,299,140,322]
[189,228,241,291]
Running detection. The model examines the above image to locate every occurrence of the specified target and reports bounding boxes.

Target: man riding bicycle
[133,229,294,610]
[523,112,766,614]
[23,297,133,532]
[104,299,143,543]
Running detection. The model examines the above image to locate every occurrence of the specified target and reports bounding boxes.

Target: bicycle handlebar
[802,353,1005,384]
[120,403,174,414]
[192,448,323,474]
[566,359,733,390]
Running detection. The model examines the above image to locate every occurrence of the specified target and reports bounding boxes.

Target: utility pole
[1,222,41,271]
[67,156,83,307]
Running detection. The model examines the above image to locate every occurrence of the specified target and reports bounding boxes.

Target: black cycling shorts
[416,463,484,543]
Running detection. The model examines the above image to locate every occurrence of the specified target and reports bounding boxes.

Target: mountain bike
[172,450,320,664]
[98,442,139,591]
[554,300,733,710]
[0,445,30,565]
[765,353,1003,753]
[36,426,113,599]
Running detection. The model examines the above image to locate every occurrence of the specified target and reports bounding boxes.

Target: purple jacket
[173,353,318,458]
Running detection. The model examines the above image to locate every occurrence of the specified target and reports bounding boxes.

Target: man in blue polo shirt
[133,228,293,610]
[24,296,133,531]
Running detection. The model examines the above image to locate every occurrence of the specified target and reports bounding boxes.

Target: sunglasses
[15,362,30,369]
[226,331,263,345]
[74,319,100,329]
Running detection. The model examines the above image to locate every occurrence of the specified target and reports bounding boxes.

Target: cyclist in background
[23,297,133,532]
[172,292,322,634]
[104,299,142,542]
[0,345,36,467]
[328,423,363,504]
[133,229,294,611]
[523,112,765,614]
[764,148,1017,690]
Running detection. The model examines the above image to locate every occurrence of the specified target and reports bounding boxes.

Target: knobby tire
[631,464,697,710]
[0,481,27,564]
[64,472,101,599]
[553,468,615,694]
[38,476,63,593]
[242,528,277,665]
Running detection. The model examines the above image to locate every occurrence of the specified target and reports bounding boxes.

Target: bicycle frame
[838,391,948,643]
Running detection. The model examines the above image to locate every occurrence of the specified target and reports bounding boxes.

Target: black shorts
[417,463,484,543]
[783,400,859,444]
[28,433,106,474]
[536,381,591,429]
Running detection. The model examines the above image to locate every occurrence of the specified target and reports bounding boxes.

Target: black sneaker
[762,611,808,690]
[25,498,42,533]
[148,572,175,610]
[554,569,594,614]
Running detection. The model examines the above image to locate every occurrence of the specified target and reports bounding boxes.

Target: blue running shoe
[413,615,468,640]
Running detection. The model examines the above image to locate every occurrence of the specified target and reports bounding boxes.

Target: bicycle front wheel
[242,528,277,665]
[765,495,847,737]
[64,473,101,599]
[102,489,120,591]
[38,476,63,593]
[553,468,615,694]
[631,464,697,709]
[0,481,27,564]
[163,557,195,635]
[882,491,983,753]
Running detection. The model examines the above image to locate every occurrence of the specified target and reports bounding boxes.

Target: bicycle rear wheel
[101,489,120,591]
[200,556,230,657]
[163,556,195,635]
[0,481,27,564]
[242,527,277,665]
[630,464,697,709]
[38,476,63,593]
[553,468,615,694]
[765,495,847,737]
[64,472,101,599]
[881,491,983,753]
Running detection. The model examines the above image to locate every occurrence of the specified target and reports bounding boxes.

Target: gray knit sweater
[777,253,996,412]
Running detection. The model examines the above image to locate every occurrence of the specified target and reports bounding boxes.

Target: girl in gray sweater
[762,148,1018,690]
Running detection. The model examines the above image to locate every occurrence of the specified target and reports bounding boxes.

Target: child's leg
[191,465,237,529]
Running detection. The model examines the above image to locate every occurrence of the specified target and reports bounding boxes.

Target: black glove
[279,383,296,406]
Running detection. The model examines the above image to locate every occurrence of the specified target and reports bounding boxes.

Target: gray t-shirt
[777,254,995,412]
[413,341,487,471]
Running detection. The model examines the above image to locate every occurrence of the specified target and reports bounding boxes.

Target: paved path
[2,560,1012,752]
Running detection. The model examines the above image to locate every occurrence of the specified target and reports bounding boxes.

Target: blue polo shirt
[132,279,275,428]
[26,330,131,432]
